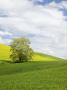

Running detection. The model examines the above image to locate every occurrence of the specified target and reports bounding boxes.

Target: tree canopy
[10,37,33,63]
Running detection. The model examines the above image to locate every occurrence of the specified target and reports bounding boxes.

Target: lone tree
[10,37,33,63]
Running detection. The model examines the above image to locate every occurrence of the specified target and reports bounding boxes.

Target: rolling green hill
[0,44,66,90]
[0,44,63,61]
[0,61,67,90]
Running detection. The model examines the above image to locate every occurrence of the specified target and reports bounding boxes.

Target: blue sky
[33,0,67,5]
[0,0,67,58]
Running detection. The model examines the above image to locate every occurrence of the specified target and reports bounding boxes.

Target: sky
[0,0,67,59]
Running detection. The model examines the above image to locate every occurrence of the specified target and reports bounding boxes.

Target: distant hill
[0,44,63,61]
[33,52,63,61]
[0,44,10,60]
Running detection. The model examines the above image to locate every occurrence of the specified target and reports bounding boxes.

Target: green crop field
[0,44,67,90]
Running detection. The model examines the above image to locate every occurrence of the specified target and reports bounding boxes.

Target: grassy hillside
[0,44,66,90]
[33,53,62,61]
[0,61,67,90]
[0,44,63,61]
[0,44,10,60]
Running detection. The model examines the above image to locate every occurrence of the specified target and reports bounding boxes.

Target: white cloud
[0,31,12,36]
[0,37,4,43]
[61,1,67,9]
[0,0,67,58]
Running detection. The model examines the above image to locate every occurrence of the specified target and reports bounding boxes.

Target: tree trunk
[19,56,22,62]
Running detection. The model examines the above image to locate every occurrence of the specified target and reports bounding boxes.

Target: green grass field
[0,61,67,90]
[0,44,67,90]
